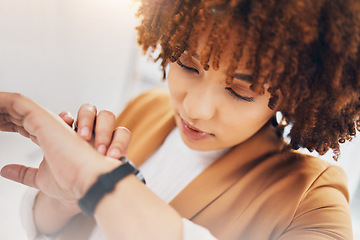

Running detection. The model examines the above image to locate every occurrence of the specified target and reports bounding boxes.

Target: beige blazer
[62,88,352,240]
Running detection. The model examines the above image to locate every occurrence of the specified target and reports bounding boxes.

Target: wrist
[78,157,145,217]
[75,155,121,199]
[36,192,81,216]
[34,192,82,234]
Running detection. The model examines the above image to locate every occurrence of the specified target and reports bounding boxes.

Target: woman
[1,0,359,239]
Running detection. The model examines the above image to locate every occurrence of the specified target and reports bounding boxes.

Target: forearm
[0,92,182,239]
[33,191,81,235]
[83,161,183,240]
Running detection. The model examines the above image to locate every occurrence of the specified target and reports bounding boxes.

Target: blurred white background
[0,0,163,239]
[0,0,359,239]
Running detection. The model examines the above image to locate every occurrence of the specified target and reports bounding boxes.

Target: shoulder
[262,150,349,207]
[274,151,348,195]
[122,87,171,113]
[115,88,173,129]
[268,151,352,239]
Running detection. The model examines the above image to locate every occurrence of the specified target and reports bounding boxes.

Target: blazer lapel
[115,89,176,167]
[169,123,285,219]
[117,89,286,221]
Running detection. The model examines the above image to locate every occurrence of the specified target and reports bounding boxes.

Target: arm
[0,92,183,239]
[33,191,81,235]
[33,105,134,235]
[30,111,80,235]
[277,166,352,240]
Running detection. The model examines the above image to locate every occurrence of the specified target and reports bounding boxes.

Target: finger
[0,119,40,144]
[1,113,41,145]
[0,93,62,140]
[30,134,39,145]
[59,111,74,127]
[106,127,132,159]
[0,93,27,119]
[0,122,30,138]
[76,104,97,141]
[94,110,116,154]
[0,113,23,127]
[0,113,11,124]
[1,164,38,189]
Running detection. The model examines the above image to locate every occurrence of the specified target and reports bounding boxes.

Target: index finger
[0,92,33,119]
[0,92,50,137]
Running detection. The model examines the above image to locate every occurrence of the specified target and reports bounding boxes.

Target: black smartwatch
[78,157,145,217]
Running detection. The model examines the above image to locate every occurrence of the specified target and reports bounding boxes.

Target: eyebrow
[190,52,253,83]
[193,52,200,60]
[233,73,253,84]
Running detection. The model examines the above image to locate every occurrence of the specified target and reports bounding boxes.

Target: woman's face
[167,46,281,151]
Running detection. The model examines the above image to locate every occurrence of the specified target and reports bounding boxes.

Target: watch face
[136,172,146,184]
[119,156,128,163]
[119,157,146,184]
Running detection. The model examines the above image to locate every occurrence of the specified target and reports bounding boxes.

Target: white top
[21,128,229,240]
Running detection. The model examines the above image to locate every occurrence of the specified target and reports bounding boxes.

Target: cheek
[219,100,275,137]
[244,94,275,122]
[167,65,189,104]
[167,67,183,107]
[245,105,274,124]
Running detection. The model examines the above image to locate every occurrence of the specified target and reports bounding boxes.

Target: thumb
[1,164,38,189]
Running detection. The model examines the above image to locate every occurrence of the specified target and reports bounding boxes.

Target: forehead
[193,28,253,73]
[189,51,253,84]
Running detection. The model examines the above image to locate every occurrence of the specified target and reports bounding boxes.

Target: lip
[180,117,214,141]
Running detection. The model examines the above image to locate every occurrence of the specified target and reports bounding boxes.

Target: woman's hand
[0,92,128,200]
[0,92,183,239]
[61,104,127,160]
[31,107,129,204]
[28,106,130,234]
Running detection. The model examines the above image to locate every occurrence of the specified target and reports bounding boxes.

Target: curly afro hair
[136,0,360,160]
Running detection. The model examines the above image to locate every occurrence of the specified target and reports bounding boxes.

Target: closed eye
[225,87,254,102]
[177,60,199,74]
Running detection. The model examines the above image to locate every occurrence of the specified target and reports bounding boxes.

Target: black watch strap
[78,159,144,217]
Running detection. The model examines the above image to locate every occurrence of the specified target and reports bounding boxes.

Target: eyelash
[177,59,254,102]
[177,60,199,74]
[225,87,254,102]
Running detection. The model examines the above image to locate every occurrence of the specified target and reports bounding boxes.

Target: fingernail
[107,148,121,159]
[80,127,89,138]
[97,144,107,155]
[64,112,73,119]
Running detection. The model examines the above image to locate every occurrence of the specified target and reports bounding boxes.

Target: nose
[183,86,216,121]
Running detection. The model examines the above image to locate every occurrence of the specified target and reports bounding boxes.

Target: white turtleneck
[140,127,229,204]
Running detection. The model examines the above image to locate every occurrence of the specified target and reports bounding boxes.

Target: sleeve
[277,166,353,240]
[182,218,218,240]
[20,189,59,240]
